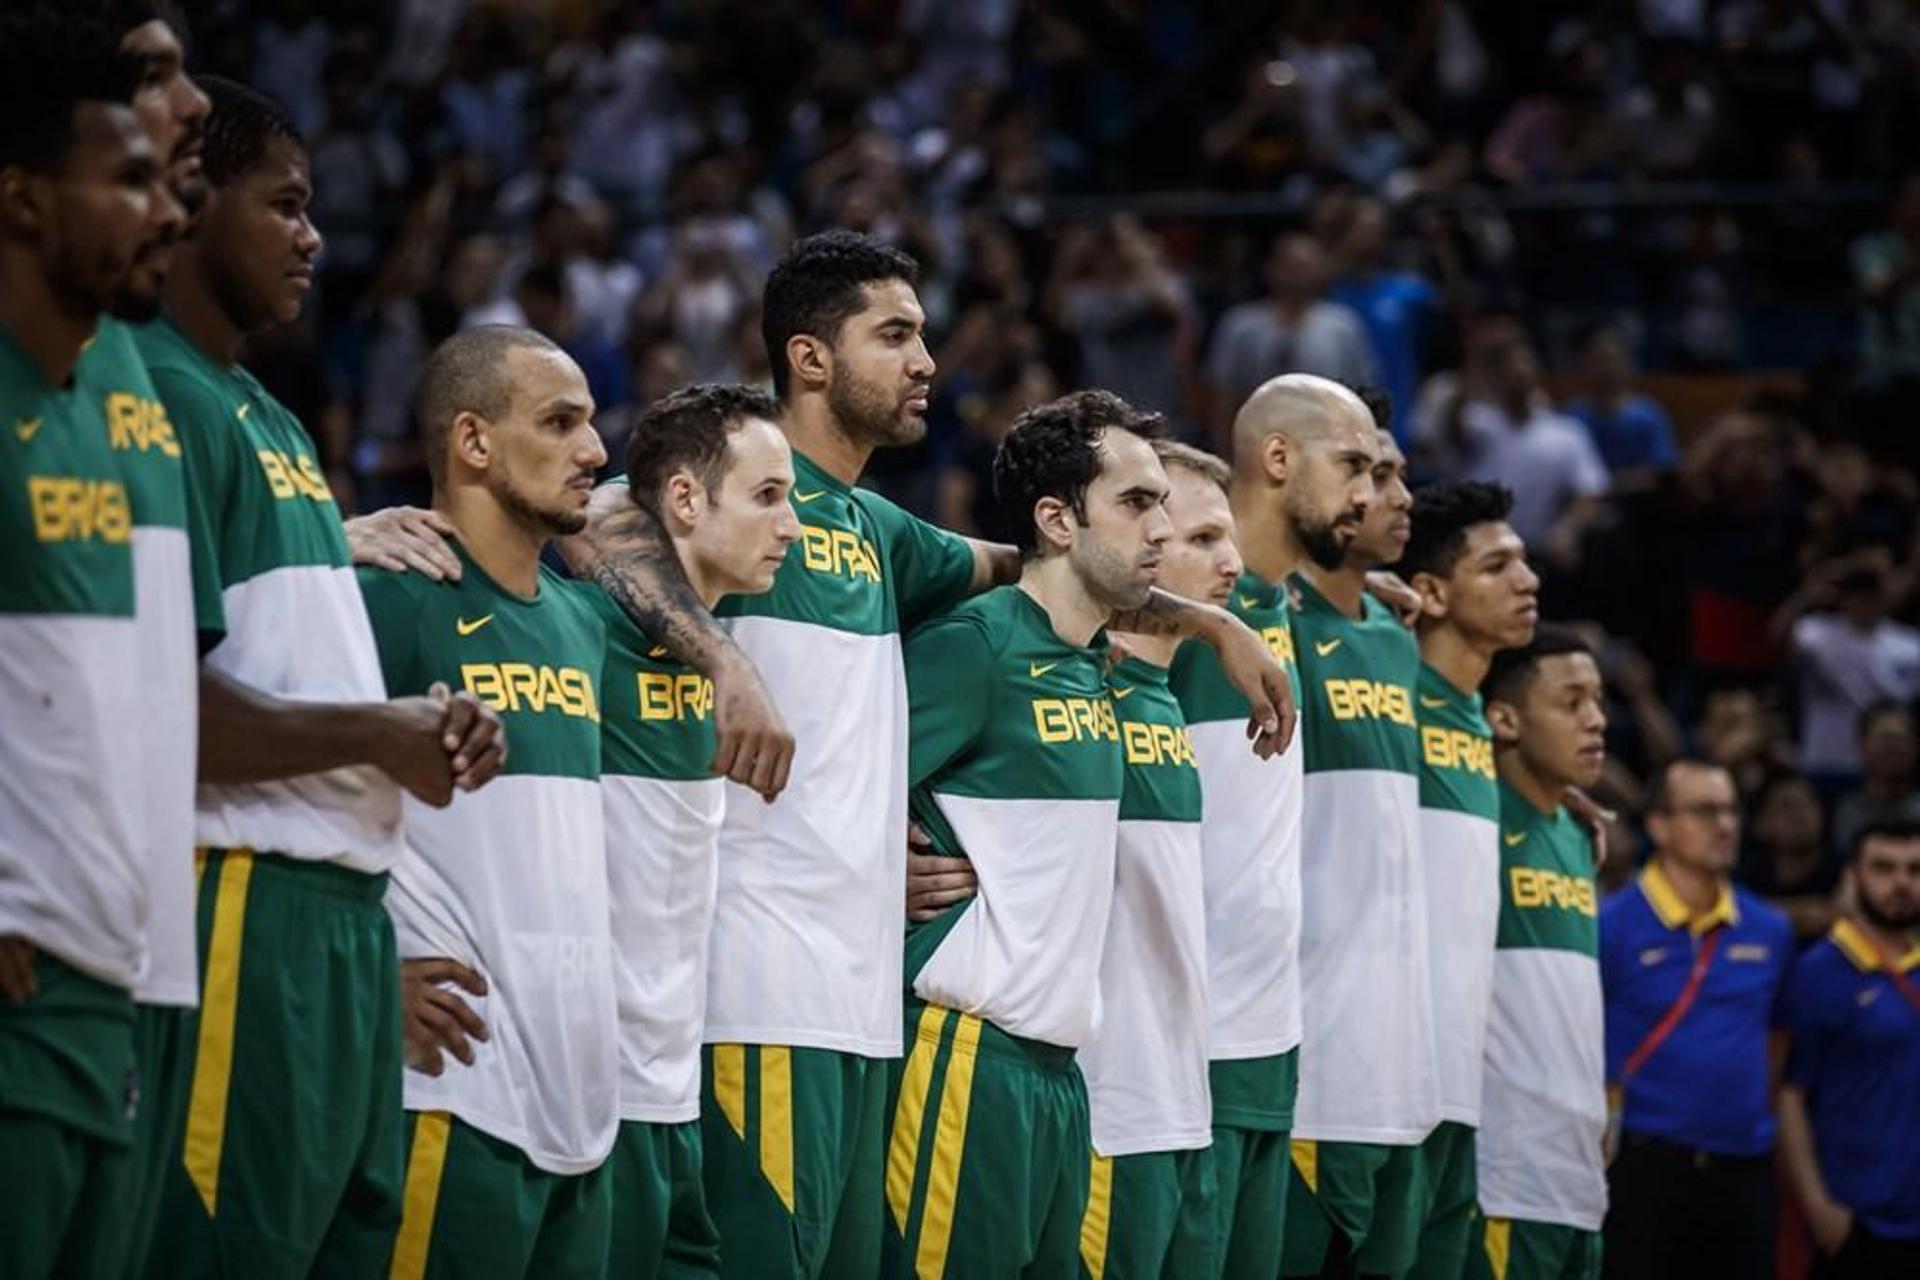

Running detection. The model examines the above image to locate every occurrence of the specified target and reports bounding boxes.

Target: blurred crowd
[192,0,1920,922]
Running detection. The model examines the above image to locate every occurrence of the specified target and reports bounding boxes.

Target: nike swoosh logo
[1420,695,1450,710]
[646,644,670,659]
[1029,662,1059,678]
[1639,947,1668,967]
[1858,988,1881,1006]
[793,489,826,504]
[455,614,494,636]
[1238,595,1260,609]
[1314,638,1342,657]
[1503,831,1527,847]
[1111,686,1135,700]
[15,416,41,442]
[236,403,251,421]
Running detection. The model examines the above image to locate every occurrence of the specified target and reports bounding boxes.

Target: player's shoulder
[354,561,441,610]
[908,586,1018,654]
[1787,934,1850,987]
[1733,887,1794,946]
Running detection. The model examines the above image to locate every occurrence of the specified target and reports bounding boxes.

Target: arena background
[183,3,1919,1271]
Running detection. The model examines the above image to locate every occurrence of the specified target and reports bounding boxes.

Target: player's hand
[1208,613,1296,759]
[428,682,506,793]
[709,654,794,803]
[1365,570,1423,627]
[0,935,38,1004]
[401,957,489,1077]
[376,696,461,807]
[1806,1196,1854,1256]
[343,506,463,581]
[907,824,977,922]
[1564,787,1617,868]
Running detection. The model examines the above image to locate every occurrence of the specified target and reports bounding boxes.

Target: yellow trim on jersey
[1078,1152,1114,1280]
[916,1013,983,1279]
[760,1046,796,1213]
[1290,1138,1319,1195]
[389,1111,453,1280]
[1484,1217,1512,1280]
[712,1044,746,1139]
[1639,862,1737,935]
[886,1004,950,1229]
[183,849,255,1214]
[1831,918,1920,973]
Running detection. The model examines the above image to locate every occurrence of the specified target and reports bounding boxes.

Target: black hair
[1401,481,1516,580]
[991,390,1165,557]
[1347,382,1394,435]
[517,261,567,301]
[414,325,565,484]
[198,75,304,188]
[761,230,920,400]
[1484,623,1592,708]
[1852,816,1920,860]
[625,383,781,519]
[0,7,141,172]
[1647,756,1731,814]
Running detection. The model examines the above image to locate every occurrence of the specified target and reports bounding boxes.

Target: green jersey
[359,545,617,1175]
[904,585,1124,1047]
[134,316,401,872]
[1478,781,1605,1230]
[1288,573,1438,1144]
[1168,571,1303,1129]
[595,590,723,1125]
[1415,662,1501,1128]
[0,325,144,990]
[1080,657,1211,1155]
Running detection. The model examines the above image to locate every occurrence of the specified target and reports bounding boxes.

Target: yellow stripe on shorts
[760,1046,796,1213]
[886,1004,950,1229]
[1078,1153,1114,1280]
[1290,1138,1319,1195]
[915,1012,982,1280]
[1484,1217,1512,1280]
[182,848,254,1215]
[389,1111,454,1280]
[712,1043,746,1139]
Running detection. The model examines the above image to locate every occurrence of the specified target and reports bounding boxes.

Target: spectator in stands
[1853,171,1920,386]
[1600,758,1793,1280]
[1044,215,1192,427]
[1563,322,1680,483]
[1831,704,1920,859]
[1738,770,1840,942]
[1204,231,1377,445]
[1778,819,1920,1280]
[1614,40,1719,180]
[1776,552,1920,781]
[1325,194,1443,438]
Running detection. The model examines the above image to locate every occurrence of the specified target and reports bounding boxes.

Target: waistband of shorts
[907,998,1077,1073]
[197,846,390,903]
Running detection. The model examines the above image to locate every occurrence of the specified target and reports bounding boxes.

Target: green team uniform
[1467,784,1604,1280]
[595,558,724,1278]
[359,546,615,1280]
[888,586,1124,1278]
[1166,574,1304,1278]
[0,325,147,1277]
[136,316,409,1278]
[701,450,974,1279]
[1076,658,1213,1280]
[1282,576,1438,1278]
[1408,664,1501,1280]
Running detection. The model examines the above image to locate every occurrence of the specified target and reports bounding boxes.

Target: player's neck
[1852,912,1916,959]
[1114,631,1178,667]
[1308,560,1370,617]
[1019,557,1111,648]
[164,247,248,365]
[780,395,871,488]
[1228,488,1303,587]
[435,490,546,599]
[1496,751,1566,817]
[0,261,95,386]
[1655,853,1724,913]
[1420,626,1493,695]
[676,540,724,612]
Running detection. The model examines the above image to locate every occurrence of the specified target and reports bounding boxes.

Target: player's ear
[1261,432,1290,485]
[450,410,490,474]
[1485,698,1521,747]
[0,166,46,237]
[663,469,703,526]
[786,333,831,395]
[1411,570,1447,621]
[1033,495,1075,554]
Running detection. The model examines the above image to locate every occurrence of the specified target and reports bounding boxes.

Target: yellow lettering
[27,476,132,544]
[256,448,333,503]
[1324,678,1416,726]
[105,393,180,458]
[463,662,600,721]
[1262,624,1296,665]
[1508,866,1596,916]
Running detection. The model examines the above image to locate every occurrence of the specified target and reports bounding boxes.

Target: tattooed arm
[1109,588,1296,757]
[558,484,794,800]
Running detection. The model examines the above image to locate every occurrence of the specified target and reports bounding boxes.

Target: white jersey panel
[131,526,199,1006]
[1423,806,1500,1125]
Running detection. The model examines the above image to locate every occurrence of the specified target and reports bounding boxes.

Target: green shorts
[1407,1122,1478,1280]
[146,849,406,1279]
[1079,1147,1214,1279]
[884,1001,1091,1279]
[1281,1137,1426,1277]
[608,1118,720,1277]
[1165,1125,1292,1280]
[700,1042,888,1278]
[1465,1216,1602,1280]
[388,1110,611,1280]
[0,951,137,1278]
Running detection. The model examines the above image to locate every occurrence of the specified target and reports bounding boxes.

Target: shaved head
[1231,373,1374,466]
[416,325,566,484]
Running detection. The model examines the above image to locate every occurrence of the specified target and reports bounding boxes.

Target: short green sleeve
[904,613,997,787]
[354,565,424,695]
[179,438,226,650]
[151,364,243,594]
[861,490,976,628]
